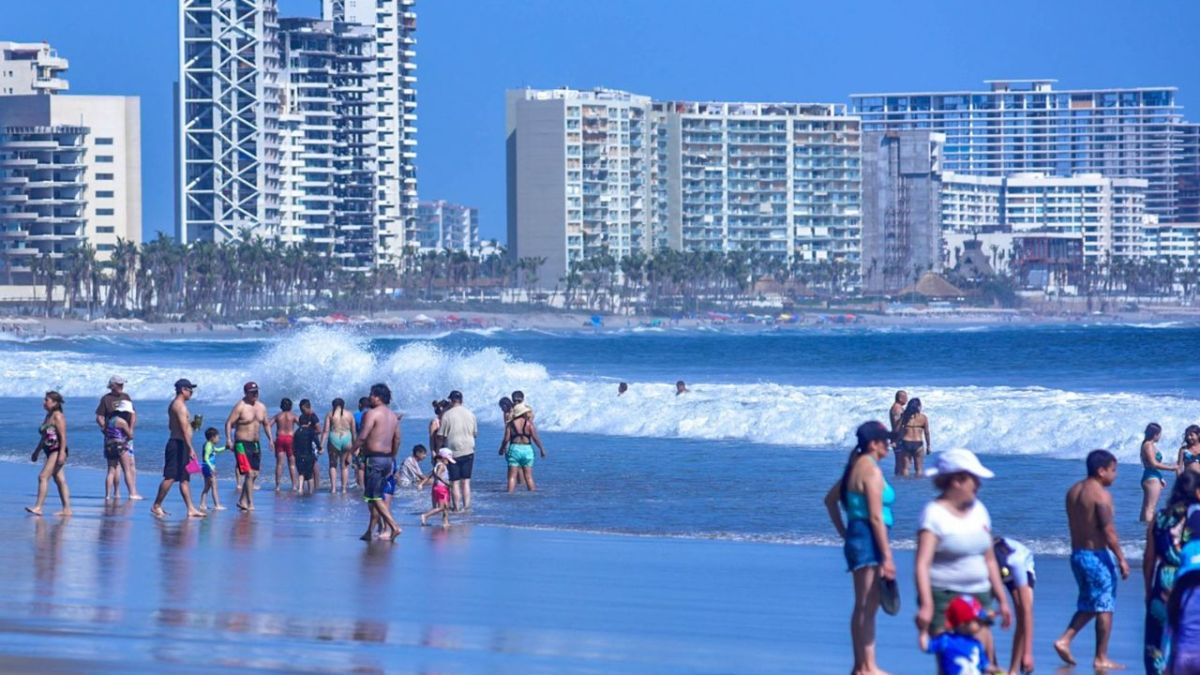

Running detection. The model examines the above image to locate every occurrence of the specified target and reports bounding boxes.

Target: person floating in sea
[675,380,688,396]
[922,594,993,675]
[198,427,224,511]
[150,379,204,518]
[322,398,355,494]
[993,535,1036,675]
[1140,422,1175,522]
[293,399,321,494]
[499,402,546,492]
[353,383,401,541]
[618,382,628,396]
[896,397,931,478]
[27,390,71,516]
[103,400,135,501]
[96,375,140,500]
[1054,449,1128,670]
[440,390,477,511]
[270,398,298,491]
[1178,425,1200,474]
[225,382,273,511]
[420,448,455,528]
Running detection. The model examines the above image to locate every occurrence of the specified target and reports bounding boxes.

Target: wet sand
[0,463,1145,673]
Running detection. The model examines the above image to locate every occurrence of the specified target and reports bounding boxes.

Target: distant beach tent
[897,272,966,299]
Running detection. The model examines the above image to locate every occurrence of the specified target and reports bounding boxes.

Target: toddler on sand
[420,449,455,527]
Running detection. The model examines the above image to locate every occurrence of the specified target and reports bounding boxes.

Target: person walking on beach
[321,398,355,494]
[499,402,547,492]
[1054,449,1128,670]
[353,383,401,541]
[26,391,71,516]
[150,379,204,518]
[102,400,135,500]
[915,449,1010,666]
[428,399,448,453]
[1143,471,1200,674]
[270,398,298,491]
[1178,425,1200,474]
[96,375,140,499]
[440,390,477,511]
[420,448,455,528]
[225,382,273,511]
[993,536,1036,675]
[293,399,321,494]
[895,398,930,478]
[1140,423,1175,522]
[198,427,224,511]
[354,396,370,489]
[823,420,896,675]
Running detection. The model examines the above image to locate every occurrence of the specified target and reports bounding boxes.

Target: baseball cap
[174,378,198,391]
[108,375,126,387]
[944,594,990,630]
[925,448,995,479]
[243,382,259,394]
[437,448,457,464]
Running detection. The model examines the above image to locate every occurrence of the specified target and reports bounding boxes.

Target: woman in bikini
[897,397,931,478]
[428,399,449,453]
[1140,422,1176,522]
[1179,425,1200,475]
[321,398,355,494]
[498,403,547,492]
[27,391,71,516]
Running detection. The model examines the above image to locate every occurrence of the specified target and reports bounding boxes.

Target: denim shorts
[844,519,888,571]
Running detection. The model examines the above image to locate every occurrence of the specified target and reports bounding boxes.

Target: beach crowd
[25,376,548,541]
[827,390,1200,675]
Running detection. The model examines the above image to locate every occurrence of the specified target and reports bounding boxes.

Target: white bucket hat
[114,400,135,414]
[925,448,994,479]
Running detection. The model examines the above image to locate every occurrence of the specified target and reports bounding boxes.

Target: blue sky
[5,0,1198,243]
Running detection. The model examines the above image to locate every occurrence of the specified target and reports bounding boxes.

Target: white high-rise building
[179,0,416,265]
[0,42,68,96]
[416,200,479,253]
[0,95,142,281]
[323,0,417,256]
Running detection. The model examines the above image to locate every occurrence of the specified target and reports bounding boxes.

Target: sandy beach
[0,460,1147,673]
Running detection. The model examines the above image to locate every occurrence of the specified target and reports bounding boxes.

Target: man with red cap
[224,381,272,511]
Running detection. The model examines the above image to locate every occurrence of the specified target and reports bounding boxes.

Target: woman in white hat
[915,448,1011,663]
[498,402,546,492]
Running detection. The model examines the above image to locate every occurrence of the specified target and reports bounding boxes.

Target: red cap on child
[944,595,988,630]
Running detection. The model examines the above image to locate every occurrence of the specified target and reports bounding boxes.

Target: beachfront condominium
[322,0,418,253]
[507,87,862,287]
[0,46,141,284]
[416,200,479,254]
[851,80,1188,221]
[0,42,69,96]
[506,88,654,285]
[1179,123,1200,222]
[178,0,416,267]
[651,100,862,268]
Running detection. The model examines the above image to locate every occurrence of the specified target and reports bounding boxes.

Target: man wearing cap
[150,379,204,518]
[96,375,141,499]
[439,390,477,511]
[225,382,273,511]
[1054,449,1128,670]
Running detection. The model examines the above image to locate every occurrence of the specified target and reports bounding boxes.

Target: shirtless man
[270,398,299,491]
[150,379,204,518]
[889,390,907,436]
[1054,449,1128,670]
[225,382,273,511]
[352,383,401,541]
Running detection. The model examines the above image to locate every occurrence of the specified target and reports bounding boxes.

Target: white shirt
[920,500,993,594]
[439,405,477,458]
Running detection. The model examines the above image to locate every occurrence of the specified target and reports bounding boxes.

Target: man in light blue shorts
[1054,450,1129,671]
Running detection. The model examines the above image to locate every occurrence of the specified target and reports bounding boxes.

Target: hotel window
[96,155,114,163]
[96,190,114,198]
[96,208,115,216]
[97,226,115,234]
[96,173,114,180]
[95,137,114,145]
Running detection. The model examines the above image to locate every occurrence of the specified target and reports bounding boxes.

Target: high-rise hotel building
[507,88,862,287]
[0,43,141,283]
[178,0,416,268]
[851,80,1187,221]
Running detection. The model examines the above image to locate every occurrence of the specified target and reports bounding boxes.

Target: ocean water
[1,323,1197,556]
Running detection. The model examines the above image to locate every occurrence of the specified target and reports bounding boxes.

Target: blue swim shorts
[1070,549,1117,613]
[843,519,888,572]
[506,443,535,468]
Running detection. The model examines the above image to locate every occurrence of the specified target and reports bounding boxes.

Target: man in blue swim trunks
[1054,450,1128,671]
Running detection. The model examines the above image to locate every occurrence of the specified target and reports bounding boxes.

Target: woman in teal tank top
[824,420,897,675]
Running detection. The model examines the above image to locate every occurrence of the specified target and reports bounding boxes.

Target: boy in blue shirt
[922,594,991,675]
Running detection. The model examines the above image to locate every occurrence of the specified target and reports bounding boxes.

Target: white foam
[0,325,1195,461]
